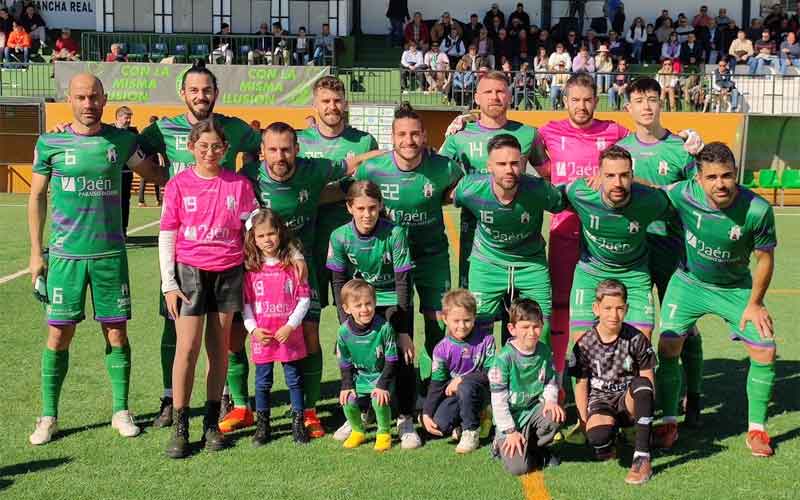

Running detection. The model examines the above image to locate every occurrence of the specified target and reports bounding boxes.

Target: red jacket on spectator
[404,21,430,47]
[56,37,79,55]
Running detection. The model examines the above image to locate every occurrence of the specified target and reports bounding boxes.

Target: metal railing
[0,63,56,99]
[80,32,335,67]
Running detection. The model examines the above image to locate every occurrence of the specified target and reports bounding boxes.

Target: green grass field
[0,192,798,500]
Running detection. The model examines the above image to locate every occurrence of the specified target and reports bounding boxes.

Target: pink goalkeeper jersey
[161,167,258,271]
[535,119,629,239]
[244,262,310,363]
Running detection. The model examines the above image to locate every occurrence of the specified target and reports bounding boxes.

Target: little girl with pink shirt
[242,208,311,446]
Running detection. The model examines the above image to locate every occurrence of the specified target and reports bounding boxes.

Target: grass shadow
[0,457,72,491]
[125,235,158,248]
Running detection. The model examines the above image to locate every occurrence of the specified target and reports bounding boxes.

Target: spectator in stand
[779,31,800,74]
[572,45,596,74]
[718,21,738,61]
[643,24,660,63]
[512,61,536,109]
[0,28,4,53]
[51,28,80,61]
[611,2,626,35]
[484,3,505,30]
[210,23,234,65]
[313,23,335,65]
[386,0,410,47]
[0,8,13,38]
[476,27,495,69]
[777,18,792,41]
[442,25,466,66]
[114,106,138,235]
[608,31,626,59]
[626,17,647,63]
[701,20,720,63]
[675,16,694,43]
[549,61,569,109]
[508,3,531,30]
[749,29,778,74]
[715,8,732,28]
[507,17,525,39]
[655,18,673,44]
[105,43,127,62]
[488,15,504,39]
[536,29,554,54]
[548,42,572,71]
[248,23,272,65]
[764,4,788,35]
[746,18,763,42]
[584,30,599,55]
[513,29,532,68]
[451,53,477,105]
[404,11,431,52]
[680,33,704,65]
[661,31,682,62]
[564,31,580,58]
[432,12,463,44]
[712,58,739,111]
[656,58,679,110]
[595,44,614,91]
[791,2,800,32]
[18,3,45,51]
[692,6,713,28]
[655,9,672,30]
[729,29,754,66]
[494,28,514,69]
[4,21,30,64]
[429,57,452,96]
[608,58,630,109]
[294,27,311,65]
[463,14,483,47]
[424,41,449,82]
[533,46,550,90]
[400,40,426,90]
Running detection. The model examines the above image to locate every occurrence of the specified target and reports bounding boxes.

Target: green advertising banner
[54,62,330,106]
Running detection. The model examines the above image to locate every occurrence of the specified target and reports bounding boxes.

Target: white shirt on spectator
[548,51,572,71]
[401,49,424,68]
[424,50,449,69]
[625,26,647,44]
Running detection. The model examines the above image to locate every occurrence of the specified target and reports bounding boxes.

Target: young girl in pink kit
[242,208,311,446]
[159,119,259,459]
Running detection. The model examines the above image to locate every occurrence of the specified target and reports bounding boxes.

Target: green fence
[0,64,56,99]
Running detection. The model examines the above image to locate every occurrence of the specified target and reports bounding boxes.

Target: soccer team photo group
[1,2,798,497]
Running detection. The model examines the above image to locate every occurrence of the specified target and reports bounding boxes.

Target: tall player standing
[28,74,166,444]
[137,61,262,428]
[615,77,705,427]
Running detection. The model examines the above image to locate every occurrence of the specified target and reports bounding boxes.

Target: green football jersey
[664,179,777,287]
[326,219,413,306]
[138,113,261,178]
[488,341,556,429]
[616,132,696,250]
[453,174,566,265]
[297,126,378,162]
[240,157,347,254]
[439,120,538,176]
[336,316,398,394]
[565,178,671,274]
[355,152,463,260]
[33,125,141,258]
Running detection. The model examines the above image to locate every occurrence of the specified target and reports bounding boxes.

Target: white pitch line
[0,219,161,286]
[0,204,26,207]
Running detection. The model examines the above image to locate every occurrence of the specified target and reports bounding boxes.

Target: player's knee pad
[630,377,655,420]
[586,425,615,457]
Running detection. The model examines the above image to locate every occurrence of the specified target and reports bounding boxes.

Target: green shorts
[660,271,775,348]
[412,251,451,313]
[313,203,351,309]
[458,214,477,289]
[469,257,552,343]
[46,254,131,325]
[569,263,655,334]
[647,234,683,302]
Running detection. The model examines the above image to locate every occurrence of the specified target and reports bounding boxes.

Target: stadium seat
[779,169,800,207]
[173,43,188,63]
[150,42,168,62]
[239,44,251,64]
[192,43,210,61]
[758,169,782,205]
[741,170,758,188]
[127,43,148,62]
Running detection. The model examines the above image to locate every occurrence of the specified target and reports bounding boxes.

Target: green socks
[41,348,69,417]
[105,345,131,413]
[372,399,392,434]
[656,355,682,419]
[226,350,250,407]
[160,319,176,392]
[681,333,704,395]
[303,350,323,409]
[746,360,776,426]
[343,401,365,433]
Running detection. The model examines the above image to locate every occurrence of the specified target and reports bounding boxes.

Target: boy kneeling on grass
[490,298,565,475]
[421,289,495,453]
[336,279,397,452]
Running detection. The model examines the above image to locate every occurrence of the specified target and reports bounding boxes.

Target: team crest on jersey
[596,138,607,151]
[375,345,384,358]
[629,221,640,234]
[521,211,531,224]
[298,189,309,203]
[383,251,392,265]
[729,225,742,241]
[623,355,633,372]
[346,151,356,160]
[423,182,434,198]
[658,160,669,176]
[226,195,236,211]
[284,278,294,295]
[107,146,117,163]
[538,367,546,382]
